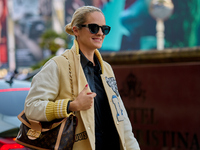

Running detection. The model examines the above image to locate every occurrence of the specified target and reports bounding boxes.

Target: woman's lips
[92,38,102,42]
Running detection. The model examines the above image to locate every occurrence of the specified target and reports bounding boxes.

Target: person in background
[24,6,140,150]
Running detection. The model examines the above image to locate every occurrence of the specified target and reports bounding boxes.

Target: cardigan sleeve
[119,96,140,150]
[24,59,72,121]
[104,61,140,149]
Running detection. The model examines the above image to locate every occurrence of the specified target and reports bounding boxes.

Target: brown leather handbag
[15,55,77,150]
[15,111,77,150]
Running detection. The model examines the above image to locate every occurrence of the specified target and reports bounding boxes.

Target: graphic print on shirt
[105,76,119,97]
[112,95,124,122]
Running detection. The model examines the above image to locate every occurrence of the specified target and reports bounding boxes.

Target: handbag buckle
[27,129,41,139]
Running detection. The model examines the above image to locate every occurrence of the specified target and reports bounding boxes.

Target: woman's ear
[72,26,79,36]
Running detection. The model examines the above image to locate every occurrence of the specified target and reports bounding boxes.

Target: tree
[31,29,69,70]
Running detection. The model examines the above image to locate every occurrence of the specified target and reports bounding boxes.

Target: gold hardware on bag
[27,129,41,139]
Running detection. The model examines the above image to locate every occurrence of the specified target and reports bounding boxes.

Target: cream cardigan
[24,40,140,150]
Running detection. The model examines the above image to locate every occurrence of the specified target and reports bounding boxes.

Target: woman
[25,6,140,150]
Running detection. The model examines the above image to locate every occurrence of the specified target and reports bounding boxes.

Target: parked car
[0,78,31,149]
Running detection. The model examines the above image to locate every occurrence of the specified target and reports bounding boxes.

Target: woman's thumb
[81,84,89,94]
[83,84,89,91]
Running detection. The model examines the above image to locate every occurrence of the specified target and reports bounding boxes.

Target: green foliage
[31,29,69,70]
[39,29,68,55]
[31,55,55,70]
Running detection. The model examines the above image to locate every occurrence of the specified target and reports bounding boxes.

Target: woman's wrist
[68,100,79,112]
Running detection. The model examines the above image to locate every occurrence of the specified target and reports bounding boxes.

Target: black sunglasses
[81,23,111,35]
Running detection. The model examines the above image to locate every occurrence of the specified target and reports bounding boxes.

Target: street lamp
[149,0,174,50]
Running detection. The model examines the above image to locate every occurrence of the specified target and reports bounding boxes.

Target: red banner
[113,62,200,150]
[0,0,7,65]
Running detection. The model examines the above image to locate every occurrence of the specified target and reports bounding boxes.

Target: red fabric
[0,44,7,63]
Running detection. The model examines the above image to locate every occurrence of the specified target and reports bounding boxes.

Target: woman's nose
[97,27,104,35]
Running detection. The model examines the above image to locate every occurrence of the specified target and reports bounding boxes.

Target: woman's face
[75,11,106,51]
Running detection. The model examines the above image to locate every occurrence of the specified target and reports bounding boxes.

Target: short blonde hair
[65,6,103,35]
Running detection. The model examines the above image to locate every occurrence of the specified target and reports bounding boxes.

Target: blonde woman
[25,6,140,150]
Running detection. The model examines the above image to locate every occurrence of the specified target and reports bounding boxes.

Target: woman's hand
[68,84,96,111]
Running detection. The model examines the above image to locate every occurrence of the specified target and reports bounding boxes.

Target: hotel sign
[113,62,200,150]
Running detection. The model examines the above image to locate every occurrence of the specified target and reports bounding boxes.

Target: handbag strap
[18,110,67,132]
[62,55,75,100]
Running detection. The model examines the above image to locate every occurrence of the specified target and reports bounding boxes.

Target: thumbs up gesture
[69,84,96,111]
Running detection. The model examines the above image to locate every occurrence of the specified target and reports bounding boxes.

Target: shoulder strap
[62,54,75,100]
